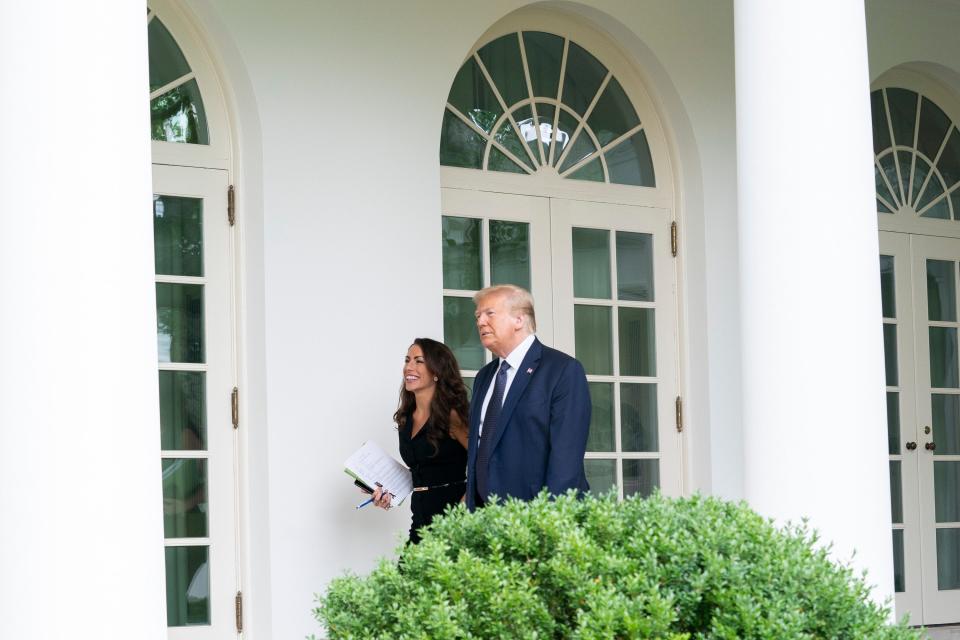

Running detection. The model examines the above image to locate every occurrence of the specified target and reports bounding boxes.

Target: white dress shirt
[478,333,536,436]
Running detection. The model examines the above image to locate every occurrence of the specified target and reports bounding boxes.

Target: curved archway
[439,7,684,501]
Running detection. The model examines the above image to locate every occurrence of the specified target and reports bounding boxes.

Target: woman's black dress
[398,414,467,543]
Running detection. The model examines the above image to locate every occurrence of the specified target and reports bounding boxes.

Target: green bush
[314,492,919,639]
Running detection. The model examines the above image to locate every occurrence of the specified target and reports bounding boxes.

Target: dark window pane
[932,394,960,455]
[936,529,960,590]
[897,150,913,208]
[586,382,614,452]
[574,305,613,375]
[918,174,949,218]
[489,220,530,290]
[444,296,483,371]
[493,119,535,170]
[511,104,542,164]
[934,462,960,523]
[887,392,900,455]
[893,529,905,593]
[522,32,564,98]
[588,77,640,148]
[447,57,502,134]
[440,109,485,169]
[937,127,960,189]
[890,460,903,524]
[535,102,556,162]
[584,459,616,497]
[151,79,209,145]
[441,216,482,290]
[619,307,656,377]
[606,130,655,187]
[886,88,918,149]
[148,18,191,92]
[568,157,604,182]
[930,326,959,388]
[880,255,895,319]
[879,152,903,204]
[552,108,580,166]
[883,323,898,387]
[623,459,659,498]
[159,371,207,451]
[487,146,526,174]
[561,42,607,116]
[572,228,611,299]
[165,546,210,626]
[621,383,658,452]
[918,97,951,161]
[558,130,597,174]
[911,156,931,207]
[617,232,654,302]
[156,283,205,364]
[162,459,208,537]
[154,196,203,277]
[927,259,957,321]
[477,33,527,108]
[871,90,891,154]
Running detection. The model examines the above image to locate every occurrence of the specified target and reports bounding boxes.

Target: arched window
[149,13,209,145]
[440,31,656,187]
[872,87,960,218]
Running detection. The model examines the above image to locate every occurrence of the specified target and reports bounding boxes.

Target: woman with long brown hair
[370,338,469,543]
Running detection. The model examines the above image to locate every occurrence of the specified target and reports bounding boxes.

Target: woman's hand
[372,483,393,510]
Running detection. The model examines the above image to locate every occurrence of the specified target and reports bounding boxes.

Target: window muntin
[148,12,209,145]
[872,88,960,219]
[440,32,655,187]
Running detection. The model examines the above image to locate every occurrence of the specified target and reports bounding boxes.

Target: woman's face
[403,344,436,394]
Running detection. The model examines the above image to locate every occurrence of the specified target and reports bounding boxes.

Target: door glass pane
[930,327,959,388]
[463,376,474,401]
[151,79,209,145]
[443,296,483,371]
[616,231,654,302]
[159,371,206,451]
[936,529,960,590]
[442,216,482,290]
[154,196,203,277]
[156,283,205,364]
[880,255,895,319]
[572,228,611,299]
[932,394,960,455]
[887,392,900,455]
[934,461,960,523]
[883,323,898,387]
[165,546,210,626]
[574,305,612,375]
[586,382,614,452]
[162,459,208,538]
[490,220,530,290]
[623,459,659,498]
[584,459,616,497]
[619,307,656,377]
[928,259,957,322]
[621,383,657,452]
[893,529,905,593]
[890,460,903,524]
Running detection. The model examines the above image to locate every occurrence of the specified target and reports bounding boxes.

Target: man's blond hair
[473,284,537,333]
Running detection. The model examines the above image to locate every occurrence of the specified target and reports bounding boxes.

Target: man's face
[475,292,523,358]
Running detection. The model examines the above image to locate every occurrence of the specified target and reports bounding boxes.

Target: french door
[153,165,240,638]
[881,231,960,625]
[441,187,682,498]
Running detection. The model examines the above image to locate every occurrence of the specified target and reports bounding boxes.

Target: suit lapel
[488,338,542,454]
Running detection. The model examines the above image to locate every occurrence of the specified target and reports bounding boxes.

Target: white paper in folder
[343,441,413,505]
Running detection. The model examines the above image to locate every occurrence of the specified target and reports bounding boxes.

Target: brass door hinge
[671,221,678,257]
[228,185,236,226]
[675,396,683,433]
[235,591,243,633]
[231,387,239,429]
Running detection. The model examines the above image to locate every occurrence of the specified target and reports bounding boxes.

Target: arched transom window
[440,31,656,187]
[148,11,209,145]
[872,87,960,218]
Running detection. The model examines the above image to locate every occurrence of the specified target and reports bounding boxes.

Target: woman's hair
[393,338,470,454]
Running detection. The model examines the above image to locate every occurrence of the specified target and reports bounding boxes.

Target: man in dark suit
[466,284,591,510]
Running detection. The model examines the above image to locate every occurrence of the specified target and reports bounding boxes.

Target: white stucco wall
[193,1,740,637]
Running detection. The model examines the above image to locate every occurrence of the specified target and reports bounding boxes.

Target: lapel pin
[527,368,534,374]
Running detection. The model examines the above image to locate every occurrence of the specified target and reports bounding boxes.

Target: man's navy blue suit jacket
[465,337,591,510]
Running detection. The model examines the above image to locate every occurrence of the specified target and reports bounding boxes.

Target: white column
[0,3,167,639]
[734,1,894,607]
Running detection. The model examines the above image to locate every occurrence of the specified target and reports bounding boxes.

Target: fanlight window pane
[938,128,960,189]
[148,18,191,92]
[440,31,656,188]
[886,88,918,149]
[871,91,891,154]
[918,97,951,161]
[151,79,209,145]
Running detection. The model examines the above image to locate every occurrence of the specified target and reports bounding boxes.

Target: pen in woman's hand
[356,496,374,509]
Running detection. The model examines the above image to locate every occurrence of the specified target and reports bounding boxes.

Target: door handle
[925,442,936,451]
[905,441,917,451]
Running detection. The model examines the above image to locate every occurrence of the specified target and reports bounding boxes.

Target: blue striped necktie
[476,360,510,501]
